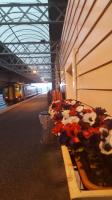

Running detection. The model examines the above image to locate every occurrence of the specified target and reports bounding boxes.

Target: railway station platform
[0,95,70,200]
[0,1,111,199]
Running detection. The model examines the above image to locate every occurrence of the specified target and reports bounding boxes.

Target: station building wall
[59,0,112,114]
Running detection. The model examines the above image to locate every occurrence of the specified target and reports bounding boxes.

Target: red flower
[52,121,63,135]
[89,127,99,134]
[55,104,61,111]
[83,108,93,114]
[83,131,91,139]
[69,108,76,116]
[63,124,71,137]
[63,123,81,137]
[71,123,81,135]
[71,137,80,143]
[83,127,100,139]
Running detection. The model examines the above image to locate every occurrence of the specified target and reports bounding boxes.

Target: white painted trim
[61,145,80,199]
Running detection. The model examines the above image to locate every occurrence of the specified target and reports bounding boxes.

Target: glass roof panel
[0,0,48,4]
[0,0,52,82]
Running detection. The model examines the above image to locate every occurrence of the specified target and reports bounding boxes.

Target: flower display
[49,99,112,187]
[49,99,112,153]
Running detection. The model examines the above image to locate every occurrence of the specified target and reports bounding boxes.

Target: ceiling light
[32,70,37,74]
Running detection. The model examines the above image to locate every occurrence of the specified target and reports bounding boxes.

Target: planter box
[61,145,112,200]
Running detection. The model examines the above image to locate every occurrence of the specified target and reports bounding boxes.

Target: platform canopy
[0,0,67,83]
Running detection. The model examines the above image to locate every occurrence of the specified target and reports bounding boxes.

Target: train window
[3,87,8,98]
[4,87,8,94]
[15,87,20,92]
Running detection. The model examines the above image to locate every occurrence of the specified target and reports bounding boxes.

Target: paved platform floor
[0,95,70,200]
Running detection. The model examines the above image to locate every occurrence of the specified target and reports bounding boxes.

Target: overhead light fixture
[32,70,37,74]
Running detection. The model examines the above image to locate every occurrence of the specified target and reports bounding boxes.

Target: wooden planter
[61,145,112,200]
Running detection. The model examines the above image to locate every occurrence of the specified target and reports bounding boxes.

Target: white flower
[62,110,70,118]
[99,127,108,133]
[64,99,76,105]
[62,116,80,125]
[104,116,112,120]
[83,112,97,126]
[48,105,52,113]
[76,106,84,112]
[50,110,56,119]
[106,130,112,146]
[70,100,76,105]
[99,141,112,155]
[79,112,84,116]
[62,118,70,125]
[69,116,80,123]
[99,129,112,155]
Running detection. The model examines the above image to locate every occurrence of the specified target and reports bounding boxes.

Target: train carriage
[3,83,38,103]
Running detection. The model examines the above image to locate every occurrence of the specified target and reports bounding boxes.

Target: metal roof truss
[0,2,66,82]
